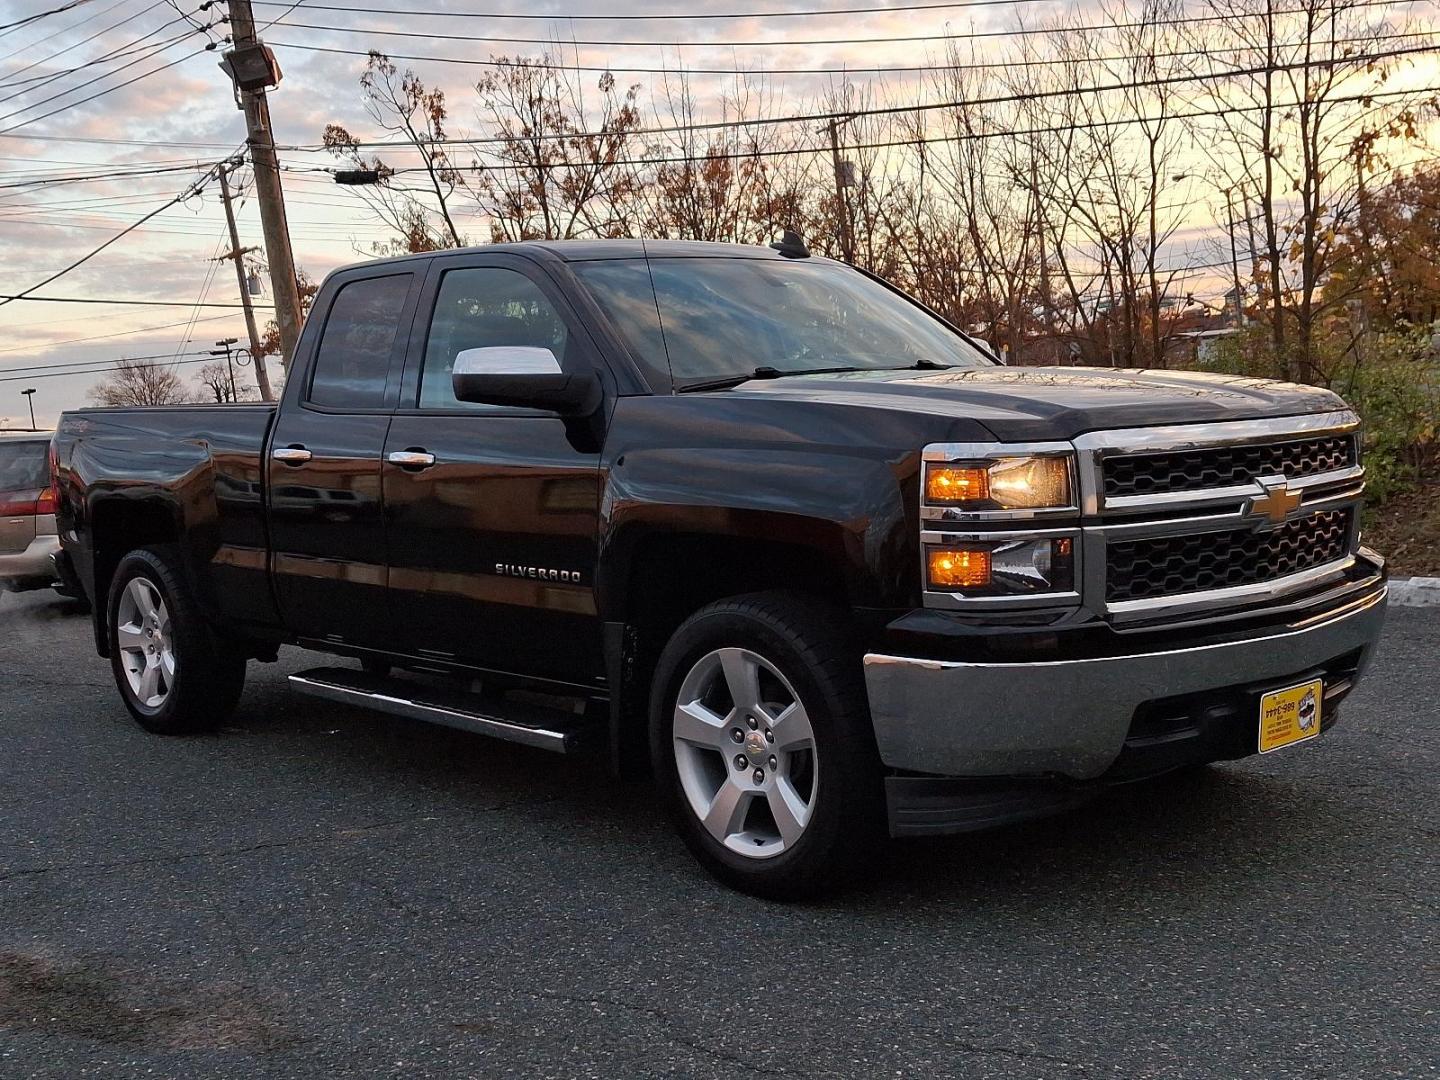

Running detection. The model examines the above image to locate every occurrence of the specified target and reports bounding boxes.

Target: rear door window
[309,274,412,409]
[0,440,48,493]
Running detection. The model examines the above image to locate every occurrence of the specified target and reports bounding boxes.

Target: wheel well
[607,532,852,775]
[90,499,180,654]
[620,532,850,651]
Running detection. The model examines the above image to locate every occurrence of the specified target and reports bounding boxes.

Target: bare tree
[472,57,643,241]
[324,52,466,254]
[89,360,190,407]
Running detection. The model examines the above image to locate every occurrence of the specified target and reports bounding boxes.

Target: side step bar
[288,667,593,754]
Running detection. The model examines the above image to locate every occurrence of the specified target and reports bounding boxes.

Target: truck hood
[729,366,1348,441]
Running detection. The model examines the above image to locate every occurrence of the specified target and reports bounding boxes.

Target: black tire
[106,546,246,735]
[649,591,884,900]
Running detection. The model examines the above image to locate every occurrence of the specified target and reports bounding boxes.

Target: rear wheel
[650,592,883,900]
[107,547,246,734]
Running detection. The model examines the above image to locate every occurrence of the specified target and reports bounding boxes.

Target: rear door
[0,438,48,554]
[381,253,607,685]
[266,268,421,646]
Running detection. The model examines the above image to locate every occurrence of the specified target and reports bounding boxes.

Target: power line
[268,0,1417,50]
[0,18,205,110]
[0,312,239,354]
[0,3,199,93]
[311,53,1440,154]
[0,0,95,38]
[0,0,128,62]
[0,161,225,309]
[0,294,275,307]
[0,45,213,135]
[268,29,1438,80]
[0,0,164,77]
[251,0,1131,20]
[0,24,211,117]
[2,347,216,374]
[0,352,220,383]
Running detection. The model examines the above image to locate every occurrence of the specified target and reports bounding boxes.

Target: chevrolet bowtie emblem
[1245,475,1302,530]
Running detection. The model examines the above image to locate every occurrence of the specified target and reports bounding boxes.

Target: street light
[20,388,36,431]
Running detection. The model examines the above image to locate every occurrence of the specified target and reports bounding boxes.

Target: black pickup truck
[52,239,1388,897]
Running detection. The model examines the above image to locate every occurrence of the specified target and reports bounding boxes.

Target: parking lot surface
[0,589,1435,1079]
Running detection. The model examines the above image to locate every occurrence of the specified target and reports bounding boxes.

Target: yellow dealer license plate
[1258,678,1324,754]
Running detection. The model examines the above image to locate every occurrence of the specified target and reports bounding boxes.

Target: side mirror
[451,346,601,416]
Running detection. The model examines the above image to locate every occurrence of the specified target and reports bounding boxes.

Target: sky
[0,0,1437,428]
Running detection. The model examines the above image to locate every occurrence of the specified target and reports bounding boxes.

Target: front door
[267,269,418,647]
[382,255,606,686]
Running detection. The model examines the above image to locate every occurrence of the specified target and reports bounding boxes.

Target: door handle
[387,450,437,469]
[272,446,312,465]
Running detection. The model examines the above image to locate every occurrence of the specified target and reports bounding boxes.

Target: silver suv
[0,431,59,593]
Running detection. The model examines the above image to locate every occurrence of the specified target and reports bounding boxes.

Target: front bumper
[863,580,1387,785]
[0,533,61,590]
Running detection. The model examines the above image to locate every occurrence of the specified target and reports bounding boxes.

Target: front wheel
[107,547,246,735]
[649,592,883,900]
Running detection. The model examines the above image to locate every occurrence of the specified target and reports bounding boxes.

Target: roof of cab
[333,238,799,276]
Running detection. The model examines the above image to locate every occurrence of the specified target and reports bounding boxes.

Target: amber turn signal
[925,466,989,504]
[927,547,993,589]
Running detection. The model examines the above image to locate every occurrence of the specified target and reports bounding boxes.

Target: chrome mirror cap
[453,346,563,377]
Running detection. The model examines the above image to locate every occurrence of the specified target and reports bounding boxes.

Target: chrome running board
[288,667,589,754]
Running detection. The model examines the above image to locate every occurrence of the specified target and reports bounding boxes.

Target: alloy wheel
[115,576,175,709]
[672,647,819,859]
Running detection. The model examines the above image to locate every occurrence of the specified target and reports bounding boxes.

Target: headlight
[925,455,1073,511]
[926,537,1074,596]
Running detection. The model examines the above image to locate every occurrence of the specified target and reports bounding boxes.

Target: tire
[649,591,884,900]
[106,546,246,735]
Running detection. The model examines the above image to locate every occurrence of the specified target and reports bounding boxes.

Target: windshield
[573,257,992,388]
[0,440,48,494]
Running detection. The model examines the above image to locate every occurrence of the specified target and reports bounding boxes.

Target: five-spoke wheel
[672,646,819,858]
[107,546,246,734]
[114,576,175,709]
[651,592,882,899]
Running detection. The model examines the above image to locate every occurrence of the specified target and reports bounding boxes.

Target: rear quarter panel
[55,405,280,637]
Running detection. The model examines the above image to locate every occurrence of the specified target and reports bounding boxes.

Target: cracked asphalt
[0,588,1435,1079]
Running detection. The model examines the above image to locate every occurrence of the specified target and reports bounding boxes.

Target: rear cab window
[308,274,413,409]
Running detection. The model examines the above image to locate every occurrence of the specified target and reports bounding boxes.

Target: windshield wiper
[676,365,874,393]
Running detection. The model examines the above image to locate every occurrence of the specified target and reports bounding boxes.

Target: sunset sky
[1,0,1437,427]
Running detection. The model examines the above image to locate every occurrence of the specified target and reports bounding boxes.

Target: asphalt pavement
[0,588,1435,1079]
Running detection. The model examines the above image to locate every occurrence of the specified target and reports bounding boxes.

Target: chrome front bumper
[0,533,60,588]
[863,583,1387,780]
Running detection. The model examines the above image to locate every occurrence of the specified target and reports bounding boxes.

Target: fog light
[927,548,992,589]
[926,538,1075,596]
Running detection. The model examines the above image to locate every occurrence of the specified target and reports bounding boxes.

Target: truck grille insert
[1105,509,1353,603]
[1102,435,1356,499]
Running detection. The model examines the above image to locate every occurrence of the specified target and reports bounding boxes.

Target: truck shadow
[223,661,1357,918]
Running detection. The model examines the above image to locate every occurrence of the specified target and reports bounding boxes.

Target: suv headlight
[926,537,1075,596]
[924,454,1073,511]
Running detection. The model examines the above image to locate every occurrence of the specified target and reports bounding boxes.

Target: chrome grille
[1105,509,1354,603]
[1102,435,1356,499]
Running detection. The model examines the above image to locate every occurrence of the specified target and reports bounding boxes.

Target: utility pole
[1224,187,1247,328]
[220,0,303,369]
[825,118,856,265]
[21,388,36,431]
[215,160,273,401]
[211,338,240,402]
